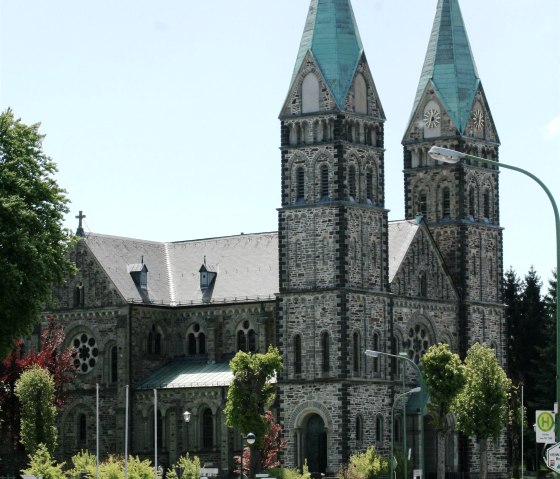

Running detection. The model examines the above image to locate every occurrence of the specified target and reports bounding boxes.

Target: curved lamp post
[429,146,560,440]
[392,387,422,479]
[240,433,256,479]
[365,350,428,479]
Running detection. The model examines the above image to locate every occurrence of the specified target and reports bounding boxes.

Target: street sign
[546,442,560,473]
[536,410,556,444]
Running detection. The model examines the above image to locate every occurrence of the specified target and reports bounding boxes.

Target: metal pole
[402,361,407,479]
[391,390,419,479]
[391,402,395,479]
[125,385,129,479]
[429,147,560,443]
[154,389,158,479]
[96,383,99,479]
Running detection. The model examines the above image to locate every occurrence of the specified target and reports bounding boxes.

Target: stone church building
[37,0,508,476]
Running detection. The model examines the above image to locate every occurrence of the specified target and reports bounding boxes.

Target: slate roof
[387,220,420,283]
[410,0,480,133]
[290,0,364,109]
[83,231,278,306]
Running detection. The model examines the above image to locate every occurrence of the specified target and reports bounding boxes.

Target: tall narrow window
[202,408,214,449]
[248,329,256,352]
[294,335,302,375]
[469,186,476,218]
[354,74,368,114]
[355,415,363,443]
[302,73,320,113]
[110,346,118,383]
[353,331,361,373]
[375,415,383,443]
[188,333,197,355]
[321,332,330,373]
[199,333,206,355]
[390,337,399,376]
[296,167,305,202]
[419,191,427,216]
[372,333,380,373]
[349,165,356,200]
[366,170,373,203]
[419,273,427,297]
[237,330,247,352]
[321,164,329,199]
[442,187,450,218]
[78,413,87,443]
[148,325,162,355]
[483,189,490,220]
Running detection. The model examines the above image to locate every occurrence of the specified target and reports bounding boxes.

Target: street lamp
[429,146,560,439]
[240,432,256,479]
[392,387,422,479]
[365,350,428,478]
[183,410,191,455]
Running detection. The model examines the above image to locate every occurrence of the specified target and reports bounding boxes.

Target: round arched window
[406,324,430,363]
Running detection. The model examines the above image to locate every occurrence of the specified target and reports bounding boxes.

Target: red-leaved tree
[234,411,287,476]
[0,316,75,464]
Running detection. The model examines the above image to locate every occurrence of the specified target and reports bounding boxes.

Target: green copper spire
[290,0,364,108]
[411,0,480,133]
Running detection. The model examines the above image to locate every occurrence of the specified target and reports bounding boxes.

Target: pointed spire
[290,0,364,108]
[411,0,480,133]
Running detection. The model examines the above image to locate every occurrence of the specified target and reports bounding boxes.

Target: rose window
[71,333,99,374]
[405,324,430,363]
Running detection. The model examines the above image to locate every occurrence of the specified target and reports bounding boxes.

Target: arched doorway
[304,414,327,474]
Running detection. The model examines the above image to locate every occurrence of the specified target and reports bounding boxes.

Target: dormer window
[128,262,148,291]
[199,263,217,290]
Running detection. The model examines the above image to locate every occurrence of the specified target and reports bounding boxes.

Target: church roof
[83,231,278,306]
[290,0,364,108]
[136,360,234,390]
[410,0,480,133]
[387,220,420,283]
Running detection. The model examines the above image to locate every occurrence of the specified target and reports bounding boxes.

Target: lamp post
[240,432,255,479]
[392,387,422,479]
[183,410,192,453]
[365,350,428,478]
[429,146,560,439]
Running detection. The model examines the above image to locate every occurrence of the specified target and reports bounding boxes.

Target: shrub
[67,449,97,479]
[22,443,65,479]
[166,453,201,479]
[338,446,388,479]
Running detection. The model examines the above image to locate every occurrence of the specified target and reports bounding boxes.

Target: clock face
[473,109,485,130]
[423,108,440,128]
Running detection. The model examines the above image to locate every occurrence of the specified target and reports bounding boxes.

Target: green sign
[538,411,555,432]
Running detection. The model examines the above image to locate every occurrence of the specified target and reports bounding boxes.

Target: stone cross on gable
[76,210,86,237]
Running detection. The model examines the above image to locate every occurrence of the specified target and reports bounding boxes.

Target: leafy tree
[166,453,201,479]
[234,410,287,475]
[452,343,511,479]
[0,108,75,359]
[0,316,75,462]
[15,365,58,455]
[225,346,283,475]
[337,446,388,479]
[421,343,465,479]
[21,442,65,479]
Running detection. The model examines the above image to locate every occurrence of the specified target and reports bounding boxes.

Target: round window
[71,333,99,374]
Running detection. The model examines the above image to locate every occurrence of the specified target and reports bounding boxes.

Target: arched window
[442,187,450,218]
[237,321,256,353]
[188,333,197,355]
[419,273,427,297]
[237,330,247,352]
[349,165,357,200]
[148,325,162,355]
[394,417,401,442]
[152,410,163,449]
[321,164,329,199]
[294,335,302,375]
[199,333,206,355]
[202,408,213,449]
[302,73,320,113]
[366,170,373,203]
[110,346,118,384]
[78,413,87,443]
[375,415,383,443]
[353,331,361,374]
[483,189,490,220]
[321,332,330,373]
[355,415,363,443]
[354,74,367,114]
[390,336,400,376]
[468,186,476,218]
[418,191,427,216]
[248,330,256,352]
[372,333,380,374]
[74,283,85,308]
[296,167,305,202]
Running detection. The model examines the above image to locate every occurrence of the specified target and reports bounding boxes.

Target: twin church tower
[277,0,503,473]
[35,0,507,477]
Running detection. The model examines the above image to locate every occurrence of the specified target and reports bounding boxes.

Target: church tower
[277,0,388,472]
[402,0,507,471]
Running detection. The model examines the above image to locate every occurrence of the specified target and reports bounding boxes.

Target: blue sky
[1,0,559,284]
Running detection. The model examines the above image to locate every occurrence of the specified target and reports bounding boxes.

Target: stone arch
[60,399,97,451]
[288,152,309,204]
[302,72,320,113]
[311,149,335,201]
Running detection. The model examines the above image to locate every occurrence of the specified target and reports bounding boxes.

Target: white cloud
[544,115,560,140]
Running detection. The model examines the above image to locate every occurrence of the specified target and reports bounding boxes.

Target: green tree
[21,443,65,479]
[504,268,523,383]
[0,108,75,359]
[338,446,388,479]
[421,343,465,479]
[224,345,283,475]
[15,365,57,455]
[452,343,511,479]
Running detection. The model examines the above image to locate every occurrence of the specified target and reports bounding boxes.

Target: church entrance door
[304,414,327,473]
